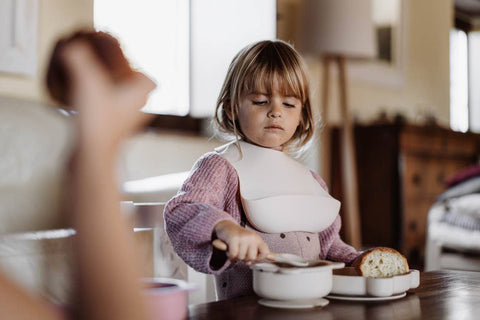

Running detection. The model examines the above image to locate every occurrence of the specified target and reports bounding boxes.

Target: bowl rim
[142,277,196,294]
[250,261,344,274]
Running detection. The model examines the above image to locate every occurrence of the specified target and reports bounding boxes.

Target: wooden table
[188,270,480,319]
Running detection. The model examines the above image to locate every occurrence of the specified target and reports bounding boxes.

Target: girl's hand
[214,220,270,263]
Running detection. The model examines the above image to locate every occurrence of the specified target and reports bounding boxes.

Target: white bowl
[250,260,344,301]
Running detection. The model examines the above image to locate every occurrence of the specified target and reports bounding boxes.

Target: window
[94,0,189,116]
[469,31,480,132]
[450,28,480,133]
[450,29,468,132]
[94,0,276,120]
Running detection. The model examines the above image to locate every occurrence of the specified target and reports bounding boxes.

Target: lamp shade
[297,0,376,59]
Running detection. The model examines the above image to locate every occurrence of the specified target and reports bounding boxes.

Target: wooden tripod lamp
[298,0,376,249]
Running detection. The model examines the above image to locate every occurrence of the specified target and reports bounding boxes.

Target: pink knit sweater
[164,152,359,300]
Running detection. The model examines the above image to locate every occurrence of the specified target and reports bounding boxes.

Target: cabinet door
[401,198,433,263]
[401,154,474,265]
[403,156,471,197]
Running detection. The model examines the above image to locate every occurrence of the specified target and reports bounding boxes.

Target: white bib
[218,141,340,233]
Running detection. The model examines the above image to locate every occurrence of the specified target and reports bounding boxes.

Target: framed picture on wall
[349,0,407,87]
[0,0,38,76]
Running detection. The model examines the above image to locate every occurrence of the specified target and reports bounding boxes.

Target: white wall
[122,131,221,181]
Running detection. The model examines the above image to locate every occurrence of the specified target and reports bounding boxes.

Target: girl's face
[238,81,302,149]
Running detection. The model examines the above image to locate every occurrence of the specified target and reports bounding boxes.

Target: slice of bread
[352,247,409,278]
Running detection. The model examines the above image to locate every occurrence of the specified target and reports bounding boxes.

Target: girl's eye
[252,100,267,105]
[283,102,296,108]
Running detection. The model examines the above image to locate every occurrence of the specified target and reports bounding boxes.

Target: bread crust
[352,247,409,277]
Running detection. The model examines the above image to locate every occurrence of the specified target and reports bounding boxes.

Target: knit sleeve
[310,170,360,264]
[163,152,241,274]
[318,216,360,264]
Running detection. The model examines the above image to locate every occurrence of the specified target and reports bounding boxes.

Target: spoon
[212,239,309,267]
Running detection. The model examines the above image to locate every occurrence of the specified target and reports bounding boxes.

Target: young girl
[164,40,359,300]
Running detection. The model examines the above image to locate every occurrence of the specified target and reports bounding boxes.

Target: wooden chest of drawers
[331,124,480,268]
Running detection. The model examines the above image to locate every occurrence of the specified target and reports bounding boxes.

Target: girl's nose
[267,103,282,118]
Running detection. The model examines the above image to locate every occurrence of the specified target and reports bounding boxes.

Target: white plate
[327,292,407,301]
[258,298,329,309]
[331,268,420,297]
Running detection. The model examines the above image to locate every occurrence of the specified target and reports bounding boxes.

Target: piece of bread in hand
[352,247,409,278]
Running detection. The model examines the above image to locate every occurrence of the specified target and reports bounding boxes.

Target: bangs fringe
[241,47,306,103]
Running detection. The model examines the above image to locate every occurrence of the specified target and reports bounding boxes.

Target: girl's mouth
[265,125,283,130]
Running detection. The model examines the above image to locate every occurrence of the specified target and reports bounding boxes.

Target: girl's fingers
[227,239,239,260]
[246,244,259,262]
[257,242,270,261]
[236,242,248,261]
[215,224,270,263]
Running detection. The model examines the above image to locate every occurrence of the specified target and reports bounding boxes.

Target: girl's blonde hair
[214,40,315,152]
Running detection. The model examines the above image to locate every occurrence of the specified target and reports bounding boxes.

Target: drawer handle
[412,174,421,186]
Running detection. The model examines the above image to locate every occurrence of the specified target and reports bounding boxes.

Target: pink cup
[143,278,196,320]
[48,278,195,319]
